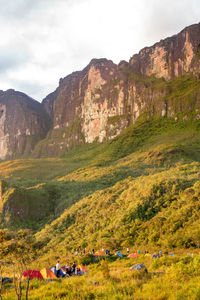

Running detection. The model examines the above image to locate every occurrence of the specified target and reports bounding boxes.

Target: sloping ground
[36,161,200,255]
[1,118,200,239]
[32,119,200,258]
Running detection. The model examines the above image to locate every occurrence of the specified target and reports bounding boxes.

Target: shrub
[79,254,96,265]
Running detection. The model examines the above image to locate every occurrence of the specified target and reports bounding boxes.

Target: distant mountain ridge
[0,89,50,159]
[0,22,200,159]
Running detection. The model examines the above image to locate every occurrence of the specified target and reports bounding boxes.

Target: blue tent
[50,266,65,277]
[152,254,160,258]
[0,277,12,284]
[116,252,123,258]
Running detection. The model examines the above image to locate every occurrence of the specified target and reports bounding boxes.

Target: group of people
[81,248,111,255]
[55,261,80,278]
[82,248,95,255]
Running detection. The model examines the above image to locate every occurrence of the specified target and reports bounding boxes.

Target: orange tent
[80,265,88,273]
[40,268,57,279]
[95,250,106,256]
[128,253,140,258]
[76,265,88,275]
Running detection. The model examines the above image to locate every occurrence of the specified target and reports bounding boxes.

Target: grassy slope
[29,119,200,261]
[0,118,198,226]
[1,118,200,234]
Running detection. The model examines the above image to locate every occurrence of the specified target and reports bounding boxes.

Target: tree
[0,229,38,300]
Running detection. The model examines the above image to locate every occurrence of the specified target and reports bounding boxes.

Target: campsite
[1,249,200,299]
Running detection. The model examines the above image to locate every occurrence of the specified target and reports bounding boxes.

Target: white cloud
[0,0,199,101]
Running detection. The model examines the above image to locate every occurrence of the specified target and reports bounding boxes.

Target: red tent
[128,253,140,258]
[23,270,43,280]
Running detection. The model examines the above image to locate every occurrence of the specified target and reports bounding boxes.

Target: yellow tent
[40,268,57,279]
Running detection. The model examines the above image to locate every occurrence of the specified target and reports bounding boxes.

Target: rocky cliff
[0,89,50,159]
[32,22,200,157]
[129,23,200,79]
[1,23,200,159]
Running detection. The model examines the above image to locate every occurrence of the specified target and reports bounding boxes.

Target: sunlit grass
[2,253,200,299]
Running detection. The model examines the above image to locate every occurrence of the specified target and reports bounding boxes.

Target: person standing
[72,262,76,273]
[66,265,72,276]
[56,260,61,277]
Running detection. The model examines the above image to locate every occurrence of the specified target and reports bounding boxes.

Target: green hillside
[1,118,200,235]
[1,118,200,299]
[32,119,200,257]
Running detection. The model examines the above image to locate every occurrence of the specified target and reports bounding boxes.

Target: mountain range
[0,22,200,160]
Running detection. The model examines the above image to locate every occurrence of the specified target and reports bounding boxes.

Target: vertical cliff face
[129,23,200,79]
[0,23,200,159]
[0,90,50,159]
[36,59,131,156]
[37,59,135,157]
[80,59,130,143]
[37,61,164,156]
[36,23,200,157]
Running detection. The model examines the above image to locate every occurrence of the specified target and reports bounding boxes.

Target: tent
[76,265,88,275]
[128,253,140,258]
[116,252,123,258]
[0,277,12,284]
[23,270,43,280]
[169,252,175,256]
[130,264,147,272]
[50,266,65,277]
[61,266,67,274]
[152,254,160,258]
[95,250,106,256]
[79,265,88,273]
[40,268,57,279]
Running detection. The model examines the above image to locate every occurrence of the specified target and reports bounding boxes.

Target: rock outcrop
[0,89,50,159]
[129,23,200,79]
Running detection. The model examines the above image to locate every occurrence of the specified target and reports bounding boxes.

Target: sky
[0,0,199,102]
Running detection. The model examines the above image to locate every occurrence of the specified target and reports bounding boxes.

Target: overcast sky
[0,0,199,101]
